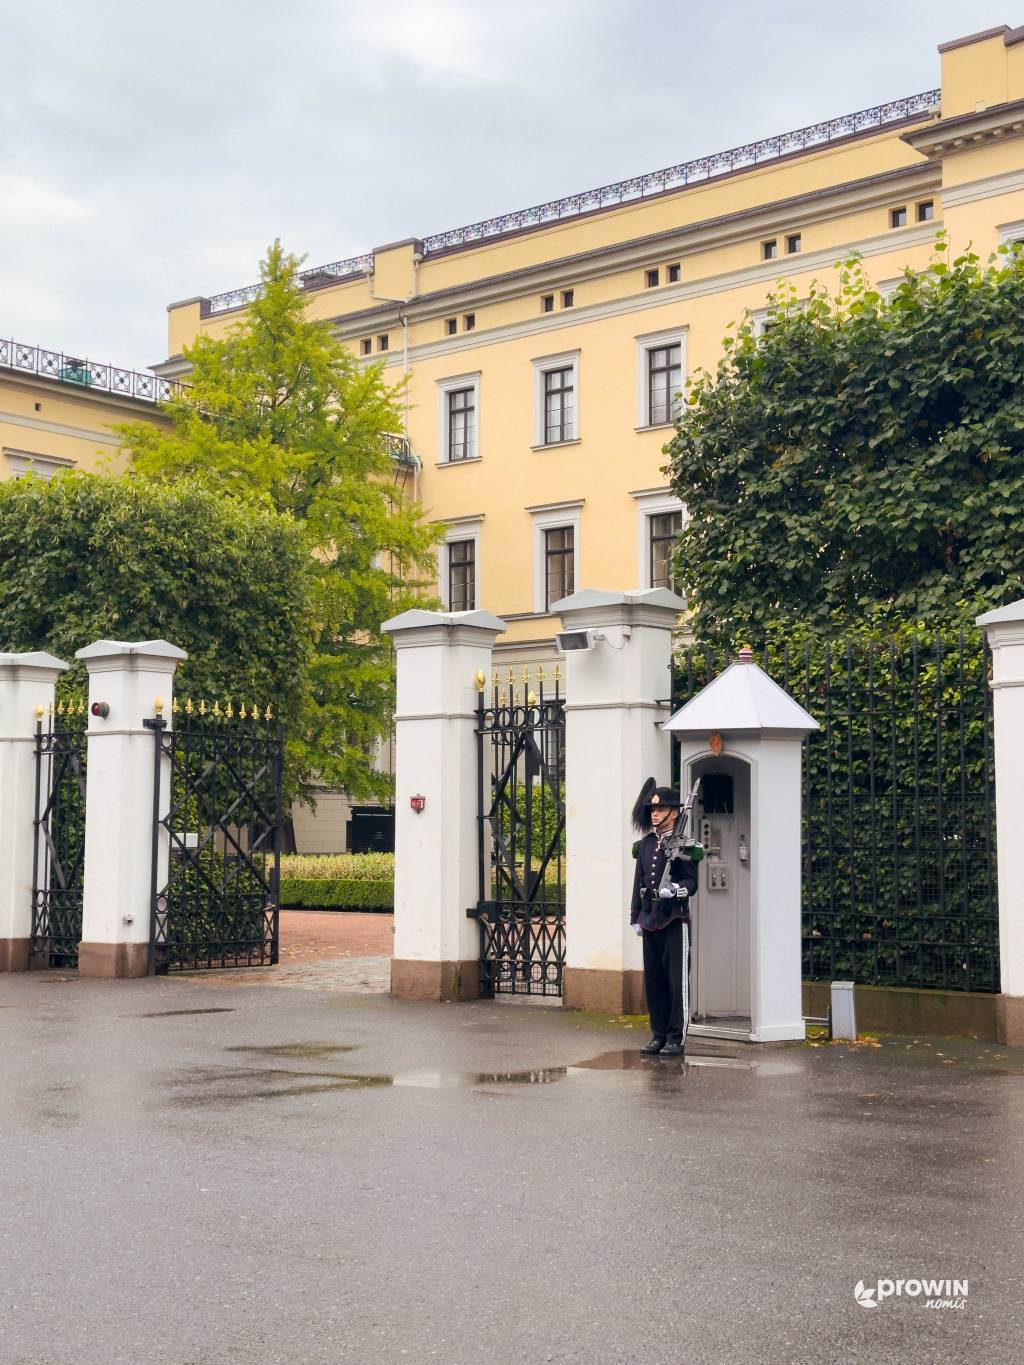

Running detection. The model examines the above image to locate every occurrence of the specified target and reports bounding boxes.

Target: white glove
[633,923,642,935]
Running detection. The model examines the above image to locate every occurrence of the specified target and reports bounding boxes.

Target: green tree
[0,474,313,735]
[666,242,1024,645]
[121,240,439,796]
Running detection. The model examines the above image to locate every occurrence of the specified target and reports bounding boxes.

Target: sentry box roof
[663,656,818,738]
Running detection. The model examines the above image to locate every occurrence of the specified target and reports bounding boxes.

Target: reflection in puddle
[135,1008,236,1018]
[164,1045,802,1107]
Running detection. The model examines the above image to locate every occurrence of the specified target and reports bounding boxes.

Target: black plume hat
[631,777,681,833]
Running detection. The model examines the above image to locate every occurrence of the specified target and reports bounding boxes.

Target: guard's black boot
[640,1037,665,1055]
[660,1042,684,1057]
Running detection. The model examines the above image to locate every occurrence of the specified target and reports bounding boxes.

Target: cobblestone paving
[185,953,391,993]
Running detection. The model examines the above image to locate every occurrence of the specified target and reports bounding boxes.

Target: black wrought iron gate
[31,703,88,968]
[470,669,566,997]
[146,703,283,973]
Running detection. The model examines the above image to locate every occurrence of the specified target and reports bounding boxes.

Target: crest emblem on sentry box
[709,732,724,756]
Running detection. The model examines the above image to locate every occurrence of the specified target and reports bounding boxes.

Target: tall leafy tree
[122,241,439,797]
[666,242,1024,645]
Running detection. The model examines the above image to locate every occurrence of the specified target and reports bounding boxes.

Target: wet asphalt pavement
[1,973,1022,1365]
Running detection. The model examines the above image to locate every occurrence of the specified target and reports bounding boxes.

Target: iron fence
[1,338,184,403]
[471,671,566,997]
[31,704,88,968]
[673,631,998,992]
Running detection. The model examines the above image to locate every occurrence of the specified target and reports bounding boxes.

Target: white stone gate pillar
[0,652,69,971]
[382,608,506,1001]
[555,589,686,1013]
[977,600,1024,1045]
[77,639,187,978]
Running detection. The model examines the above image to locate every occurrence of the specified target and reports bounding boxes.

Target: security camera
[555,630,595,654]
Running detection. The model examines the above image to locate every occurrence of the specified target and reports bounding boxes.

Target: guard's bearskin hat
[631,777,682,833]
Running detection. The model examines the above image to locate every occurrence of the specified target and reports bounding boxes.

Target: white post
[0,652,69,970]
[382,609,506,1001]
[555,589,685,1013]
[76,640,187,978]
[977,599,1024,1046]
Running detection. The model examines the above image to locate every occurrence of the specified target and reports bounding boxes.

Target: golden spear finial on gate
[474,669,486,691]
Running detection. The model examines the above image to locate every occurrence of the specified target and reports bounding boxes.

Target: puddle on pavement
[225,1042,359,1058]
[134,1008,236,1018]
[164,1043,802,1107]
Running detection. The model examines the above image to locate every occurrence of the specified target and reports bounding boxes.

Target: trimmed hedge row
[280,878,393,911]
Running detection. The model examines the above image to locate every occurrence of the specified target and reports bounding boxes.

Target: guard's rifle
[657,778,704,900]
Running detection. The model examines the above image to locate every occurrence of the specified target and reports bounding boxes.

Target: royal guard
[630,777,701,1056]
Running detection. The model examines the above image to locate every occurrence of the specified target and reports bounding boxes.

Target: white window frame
[635,327,687,428]
[436,372,481,464]
[528,500,583,613]
[630,487,687,592]
[998,219,1024,250]
[531,350,580,447]
[3,448,76,480]
[439,516,482,611]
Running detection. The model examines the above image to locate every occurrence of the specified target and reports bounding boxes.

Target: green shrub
[280,878,393,910]
[280,852,393,882]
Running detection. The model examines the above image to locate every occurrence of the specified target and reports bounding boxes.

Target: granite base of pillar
[563,967,646,1015]
[0,938,30,972]
[997,994,1024,1047]
[77,941,150,979]
[390,958,480,1002]
[802,981,1005,1042]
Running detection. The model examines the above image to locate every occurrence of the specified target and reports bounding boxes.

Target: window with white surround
[528,500,582,612]
[439,517,482,610]
[635,328,687,427]
[4,449,75,480]
[532,351,579,446]
[629,487,687,591]
[436,372,481,463]
[998,219,1024,251]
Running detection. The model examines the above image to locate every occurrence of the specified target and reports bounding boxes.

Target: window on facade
[647,343,682,426]
[378,335,389,351]
[360,338,372,355]
[543,367,575,443]
[667,263,681,283]
[762,240,777,261]
[646,268,660,288]
[649,511,682,590]
[562,289,574,308]
[463,313,476,331]
[446,318,457,336]
[542,294,554,312]
[917,200,935,222]
[446,387,476,462]
[891,206,908,228]
[544,526,574,609]
[786,234,801,254]
[448,539,476,612]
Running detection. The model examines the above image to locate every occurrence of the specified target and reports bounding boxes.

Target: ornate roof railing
[199,89,939,313]
[0,338,185,403]
[421,91,940,253]
[206,253,375,315]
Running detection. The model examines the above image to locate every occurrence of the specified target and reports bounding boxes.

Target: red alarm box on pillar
[410,794,426,813]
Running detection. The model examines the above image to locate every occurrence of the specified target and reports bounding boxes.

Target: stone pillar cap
[0,650,69,673]
[75,639,188,663]
[977,597,1024,628]
[382,608,507,637]
[552,588,686,614]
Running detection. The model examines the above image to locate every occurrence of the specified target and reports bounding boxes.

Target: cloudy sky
[0,0,1013,371]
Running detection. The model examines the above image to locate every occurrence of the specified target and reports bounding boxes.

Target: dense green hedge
[280,878,393,911]
[280,853,393,882]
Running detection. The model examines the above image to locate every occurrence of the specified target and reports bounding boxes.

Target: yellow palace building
[156,23,1024,676]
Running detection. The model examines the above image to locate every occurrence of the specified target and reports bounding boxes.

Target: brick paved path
[186,910,393,993]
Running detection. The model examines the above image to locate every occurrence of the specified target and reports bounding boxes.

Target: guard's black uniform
[630,834,699,1046]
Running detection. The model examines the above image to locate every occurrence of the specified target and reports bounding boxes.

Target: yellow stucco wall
[0,369,170,481]
[164,23,1024,664]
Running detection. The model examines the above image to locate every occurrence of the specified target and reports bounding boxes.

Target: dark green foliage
[674,623,998,992]
[0,475,313,749]
[279,878,393,910]
[666,243,1024,643]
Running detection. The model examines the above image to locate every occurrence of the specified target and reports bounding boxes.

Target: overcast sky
[0,0,1013,371]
